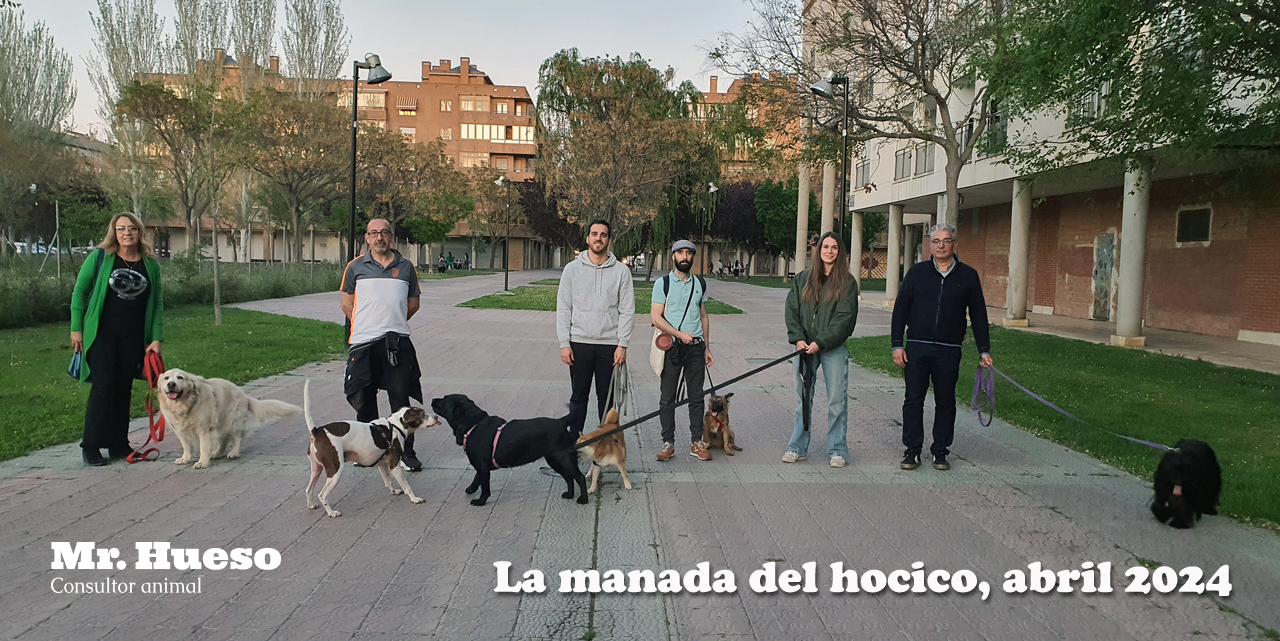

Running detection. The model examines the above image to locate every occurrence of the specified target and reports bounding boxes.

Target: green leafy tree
[983,0,1280,171]
[754,177,818,261]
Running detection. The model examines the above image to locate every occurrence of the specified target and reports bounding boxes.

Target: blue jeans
[788,345,850,459]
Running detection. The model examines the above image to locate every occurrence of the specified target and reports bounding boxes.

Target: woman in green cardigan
[783,232,859,468]
[70,212,164,466]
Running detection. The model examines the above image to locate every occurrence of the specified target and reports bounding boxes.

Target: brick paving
[3,269,1278,640]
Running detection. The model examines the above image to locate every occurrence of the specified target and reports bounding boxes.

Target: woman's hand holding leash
[147,341,163,356]
[71,331,83,354]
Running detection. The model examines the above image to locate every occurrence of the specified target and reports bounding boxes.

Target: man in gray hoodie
[557,219,635,433]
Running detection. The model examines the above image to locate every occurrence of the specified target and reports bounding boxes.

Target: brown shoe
[656,442,676,462]
[690,441,712,461]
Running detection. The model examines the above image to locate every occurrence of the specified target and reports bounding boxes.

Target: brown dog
[703,391,741,454]
[577,409,632,493]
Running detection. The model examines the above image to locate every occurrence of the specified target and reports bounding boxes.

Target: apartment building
[343,57,537,182]
[848,86,1280,346]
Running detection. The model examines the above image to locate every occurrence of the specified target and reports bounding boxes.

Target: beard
[675,259,694,273]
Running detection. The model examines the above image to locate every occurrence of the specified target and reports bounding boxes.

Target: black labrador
[1151,439,1222,529]
[431,394,588,506]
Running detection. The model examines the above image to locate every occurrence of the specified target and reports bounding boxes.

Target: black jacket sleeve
[890,265,914,349]
[967,269,991,354]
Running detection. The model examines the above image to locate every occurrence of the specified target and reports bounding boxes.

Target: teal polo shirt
[652,272,708,339]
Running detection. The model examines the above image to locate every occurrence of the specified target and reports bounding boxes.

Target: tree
[173,0,228,77]
[230,0,275,85]
[983,0,1280,173]
[711,0,1004,226]
[86,0,168,219]
[755,177,819,261]
[281,0,348,100]
[520,179,582,251]
[0,10,75,135]
[710,182,772,278]
[244,89,347,262]
[536,49,719,243]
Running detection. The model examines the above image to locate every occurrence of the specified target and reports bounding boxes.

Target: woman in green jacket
[70,212,164,466]
[783,232,859,468]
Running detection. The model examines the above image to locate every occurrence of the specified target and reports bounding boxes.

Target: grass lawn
[458,286,743,314]
[0,306,345,462]
[529,277,652,286]
[847,326,1280,529]
[716,276,888,292]
[421,268,501,280]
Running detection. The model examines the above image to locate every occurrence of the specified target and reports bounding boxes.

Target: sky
[22,0,763,136]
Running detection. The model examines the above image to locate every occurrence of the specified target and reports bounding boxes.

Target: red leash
[127,352,167,463]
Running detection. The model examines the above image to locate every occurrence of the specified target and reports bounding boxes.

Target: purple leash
[970,366,1176,453]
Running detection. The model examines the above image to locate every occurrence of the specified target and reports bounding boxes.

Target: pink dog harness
[462,422,507,470]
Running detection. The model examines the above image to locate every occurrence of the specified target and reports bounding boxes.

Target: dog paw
[576,495,589,505]
[731,445,743,451]
[725,450,734,456]
[561,490,575,499]
[226,453,239,460]
[390,489,403,495]
[587,487,597,495]
[465,484,480,494]
[469,498,487,507]
[410,496,425,504]
[325,510,342,518]
[174,457,190,465]
[306,503,317,509]
[193,461,209,469]
[623,483,633,490]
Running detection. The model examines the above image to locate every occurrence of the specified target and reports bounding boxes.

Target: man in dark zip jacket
[890,224,994,471]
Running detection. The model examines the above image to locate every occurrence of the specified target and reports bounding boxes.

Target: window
[1066,81,1110,128]
[338,92,385,109]
[460,95,490,112]
[855,161,871,188]
[459,152,489,168]
[399,127,416,143]
[1176,207,1212,243]
[495,101,508,114]
[894,147,912,180]
[398,108,416,116]
[914,142,935,175]
[440,100,452,112]
[495,157,509,170]
[515,103,525,116]
[439,128,452,140]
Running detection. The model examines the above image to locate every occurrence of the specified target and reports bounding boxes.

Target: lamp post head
[810,70,848,101]
[707,182,718,193]
[494,176,507,187]
[357,53,392,84]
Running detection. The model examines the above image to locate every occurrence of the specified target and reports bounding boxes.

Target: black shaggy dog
[431,394,588,507]
[1151,439,1222,529]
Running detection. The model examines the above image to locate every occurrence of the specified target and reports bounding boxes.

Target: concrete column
[935,194,946,230]
[795,162,811,274]
[1005,179,1033,327]
[820,161,836,235]
[904,225,918,270]
[777,254,786,276]
[849,212,863,287]
[1112,157,1152,347]
[886,204,903,305]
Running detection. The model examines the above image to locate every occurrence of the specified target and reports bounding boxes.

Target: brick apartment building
[147,52,565,271]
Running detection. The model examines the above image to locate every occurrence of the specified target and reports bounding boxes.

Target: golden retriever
[156,368,302,468]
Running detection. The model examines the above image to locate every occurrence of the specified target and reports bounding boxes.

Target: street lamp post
[495,176,512,293]
[347,53,392,264]
[810,71,850,245]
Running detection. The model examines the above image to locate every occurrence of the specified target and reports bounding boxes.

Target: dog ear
[604,408,619,425]
[724,392,734,399]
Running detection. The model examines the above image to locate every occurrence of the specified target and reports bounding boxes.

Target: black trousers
[659,341,705,444]
[82,330,145,452]
[902,342,963,457]
[568,342,616,433]
[350,339,418,455]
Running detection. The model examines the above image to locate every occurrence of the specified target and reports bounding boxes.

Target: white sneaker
[782,451,806,463]
[829,456,846,468]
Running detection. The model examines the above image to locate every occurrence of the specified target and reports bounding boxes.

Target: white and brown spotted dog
[302,380,437,517]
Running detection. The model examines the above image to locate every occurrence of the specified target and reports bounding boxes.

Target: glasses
[116,226,140,233]
[366,230,393,238]
[930,238,955,246]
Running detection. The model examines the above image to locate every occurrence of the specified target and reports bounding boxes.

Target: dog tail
[303,379,315,430]
[249,397,303,426]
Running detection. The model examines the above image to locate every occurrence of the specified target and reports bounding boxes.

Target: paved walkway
[3,269,1279,640]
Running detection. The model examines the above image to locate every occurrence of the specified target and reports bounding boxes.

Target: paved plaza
[3,269,1279,640]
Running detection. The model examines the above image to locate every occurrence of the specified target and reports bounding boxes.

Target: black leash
[573,350,800,451]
